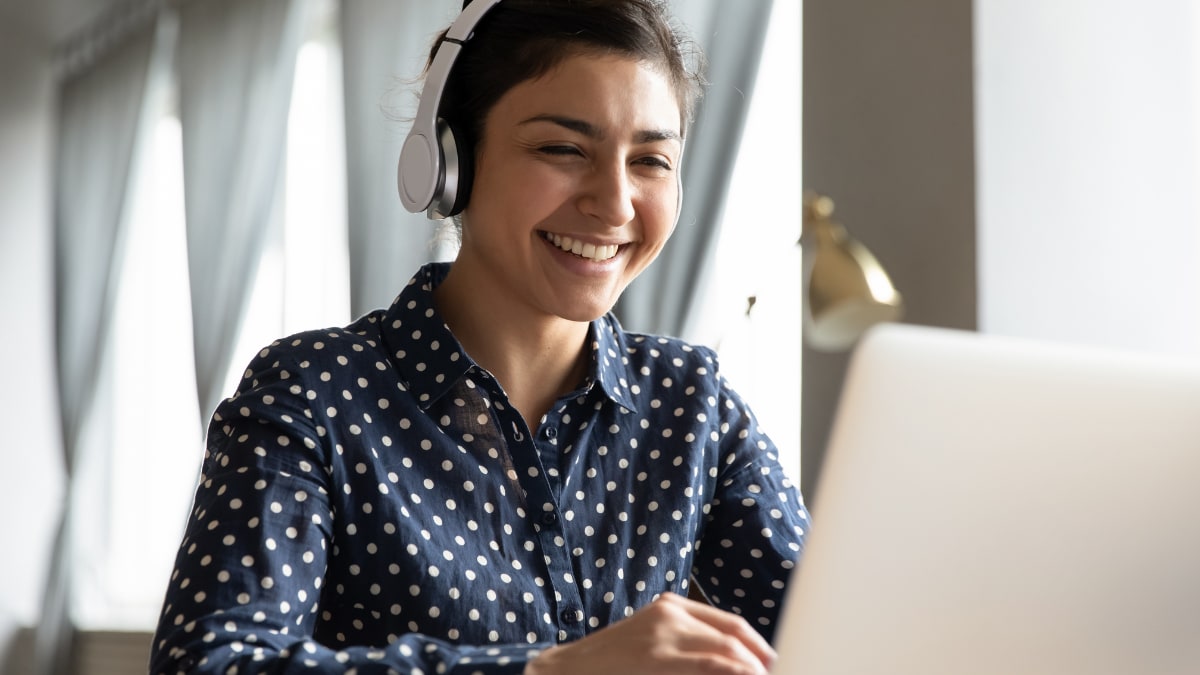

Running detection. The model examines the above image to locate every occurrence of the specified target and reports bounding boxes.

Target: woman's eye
[538,145,581,157]
[637,156,673,171]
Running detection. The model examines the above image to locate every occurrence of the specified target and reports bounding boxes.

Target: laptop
[773,323,1200,675]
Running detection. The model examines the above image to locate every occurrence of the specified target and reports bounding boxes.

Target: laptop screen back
[773,324,1200,675]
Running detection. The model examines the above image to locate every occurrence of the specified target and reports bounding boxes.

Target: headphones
[398,0,503,220]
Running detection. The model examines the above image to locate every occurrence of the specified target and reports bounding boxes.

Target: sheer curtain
[615,0,776,339]
[178,0,309,419]
[36,13,171,675]
[340,0,458,318]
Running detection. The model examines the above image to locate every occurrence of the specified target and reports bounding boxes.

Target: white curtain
[178,0,309,419]
[615,0,776,339]
[340,0,458,318]
[37,14,170,675]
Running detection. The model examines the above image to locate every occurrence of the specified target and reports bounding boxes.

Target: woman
[150,1,808,673]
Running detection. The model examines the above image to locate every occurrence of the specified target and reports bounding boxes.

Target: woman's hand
[524,592,775,675]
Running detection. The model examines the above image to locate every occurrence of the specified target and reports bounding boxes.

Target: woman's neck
[433,264,591,428]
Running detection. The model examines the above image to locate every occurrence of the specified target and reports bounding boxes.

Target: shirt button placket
[504,411,587,643]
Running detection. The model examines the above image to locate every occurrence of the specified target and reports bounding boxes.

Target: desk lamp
[801,192,904,351]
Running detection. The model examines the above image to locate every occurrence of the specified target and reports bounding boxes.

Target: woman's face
[456,52,683,324]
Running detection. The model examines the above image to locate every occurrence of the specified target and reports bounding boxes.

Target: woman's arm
[690,371,811,643]
[148,346,552,674]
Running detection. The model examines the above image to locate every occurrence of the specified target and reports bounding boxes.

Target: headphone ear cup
[433,118,473,218]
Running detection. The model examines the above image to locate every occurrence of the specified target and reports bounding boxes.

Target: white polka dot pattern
[150,263,809,674]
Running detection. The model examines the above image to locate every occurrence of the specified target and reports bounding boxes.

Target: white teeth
[547,232,619,262]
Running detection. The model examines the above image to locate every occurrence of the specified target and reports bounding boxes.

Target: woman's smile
[541,231,622,263]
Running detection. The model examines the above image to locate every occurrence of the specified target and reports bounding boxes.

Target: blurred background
[1,0,1197,673]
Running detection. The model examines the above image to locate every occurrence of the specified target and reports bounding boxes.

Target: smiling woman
[148,2,809,674]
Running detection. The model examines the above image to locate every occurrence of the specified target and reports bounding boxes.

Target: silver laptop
[773,323,1200,675]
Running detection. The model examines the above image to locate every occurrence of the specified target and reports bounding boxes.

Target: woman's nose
[578,161,636,227]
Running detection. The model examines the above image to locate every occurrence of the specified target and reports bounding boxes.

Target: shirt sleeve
[690,369,811,644]
[148,347,551,675]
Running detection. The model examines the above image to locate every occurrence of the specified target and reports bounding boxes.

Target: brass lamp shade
[802,193,904,351]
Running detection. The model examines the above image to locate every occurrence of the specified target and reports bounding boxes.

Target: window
[100,107,199,631]
[96,0,347,630]
[221,1,349,399]
[696,0,803,478]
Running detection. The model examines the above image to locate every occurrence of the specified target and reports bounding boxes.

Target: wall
[800,0,979,501]
[976,0,1200,355]
[0,19,67,672]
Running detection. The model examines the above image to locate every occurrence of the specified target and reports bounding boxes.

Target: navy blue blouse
[151,263,809,674]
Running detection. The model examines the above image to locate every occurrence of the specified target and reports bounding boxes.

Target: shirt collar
[381,263,472,409]
[382,262,639,413]
[589,314,641,413]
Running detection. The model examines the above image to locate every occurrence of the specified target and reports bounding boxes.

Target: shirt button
[541,511,558,525]
[545,427,557,439]
[560,608,582,624]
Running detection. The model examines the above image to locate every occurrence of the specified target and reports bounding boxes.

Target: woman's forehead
[490,53,683,137]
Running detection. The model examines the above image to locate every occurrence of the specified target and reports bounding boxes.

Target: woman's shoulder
[243,310,391,371]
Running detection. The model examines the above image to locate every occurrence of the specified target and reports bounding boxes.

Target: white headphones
[397,0,503,220]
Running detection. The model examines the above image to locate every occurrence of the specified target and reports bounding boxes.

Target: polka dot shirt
[150,262,809,674]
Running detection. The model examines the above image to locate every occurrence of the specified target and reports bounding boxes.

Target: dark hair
[428,0,705,160]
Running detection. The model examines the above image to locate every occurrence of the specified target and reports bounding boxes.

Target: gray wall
[801,0,978,502]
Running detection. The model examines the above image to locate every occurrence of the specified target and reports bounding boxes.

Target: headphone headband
[398,0,502,219]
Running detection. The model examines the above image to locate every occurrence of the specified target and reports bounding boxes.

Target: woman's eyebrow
[634,128,681,144]
[519,114,680,144]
